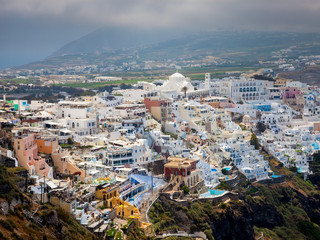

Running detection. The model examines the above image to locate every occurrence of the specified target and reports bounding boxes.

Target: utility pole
[43,175,46,203]
[85,163,87,182]
[40,178,42,204]
[25,172,28,192]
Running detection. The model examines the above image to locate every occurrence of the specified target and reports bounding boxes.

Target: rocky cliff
[0,166,97,240]
[149,161,320,240]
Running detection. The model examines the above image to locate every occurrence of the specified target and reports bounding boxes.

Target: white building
[216,77,266,102]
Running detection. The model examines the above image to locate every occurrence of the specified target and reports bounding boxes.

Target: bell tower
[205,73,210,90]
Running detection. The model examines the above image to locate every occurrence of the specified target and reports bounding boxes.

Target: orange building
[35,136,59,154]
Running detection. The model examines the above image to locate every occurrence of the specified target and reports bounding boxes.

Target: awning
[60,129,72,133]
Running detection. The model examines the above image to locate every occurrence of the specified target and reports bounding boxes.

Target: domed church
[160,72,194,98]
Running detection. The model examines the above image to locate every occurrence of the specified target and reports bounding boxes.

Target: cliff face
[250,202,283,229]
[149,172,320,240]
[0,166,97,240]
[149,194,284,240]
[208,204,255,240]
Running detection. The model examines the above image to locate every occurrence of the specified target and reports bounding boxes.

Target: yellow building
[274,78,292,87]
[116,202,138,218]
[116,201,153,236]
[95,184,153,236]
[96,184,121,208]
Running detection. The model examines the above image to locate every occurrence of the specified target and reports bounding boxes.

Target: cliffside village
[1,71,320,238]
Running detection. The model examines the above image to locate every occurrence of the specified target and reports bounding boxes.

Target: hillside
[18,31,320,70]
[50,27,184,57]
[278,65,320,87]
[0,166,97,240]
[148,154,320,240]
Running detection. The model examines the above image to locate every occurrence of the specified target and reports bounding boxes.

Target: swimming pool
[200,189,226,198]
[224,167,231,171]
[270,175,279,178]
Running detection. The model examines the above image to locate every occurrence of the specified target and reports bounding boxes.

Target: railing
[120,183,145,198]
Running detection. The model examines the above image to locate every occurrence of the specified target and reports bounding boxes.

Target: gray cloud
[1,0,320,68]
[1,0,320,31]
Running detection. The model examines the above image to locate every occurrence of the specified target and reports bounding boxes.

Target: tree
[182,185,190,195]
[250,133,259,150]
[181,86,188,98]
[67,137,74,145]
[256,121,267,133]
[120,83,132,90]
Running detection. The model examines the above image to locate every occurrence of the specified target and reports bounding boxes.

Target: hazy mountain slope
[18,31,320,70]
[50,27,185,57]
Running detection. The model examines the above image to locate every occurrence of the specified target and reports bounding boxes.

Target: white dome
[160,72,194,96]
[170,72,185,79]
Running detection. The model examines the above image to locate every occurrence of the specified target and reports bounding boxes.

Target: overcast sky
[1,0,320,69]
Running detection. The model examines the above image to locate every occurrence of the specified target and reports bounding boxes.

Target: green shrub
[182,185,190,195]
[289,166,297,172]
[0,219,16,232]
[11,232,24,240]
[217,181,232,191]
[219,203,228,209]
[67,137,74,145]
[56,207,70,222]
[297,220,320,240]
[106,228,116,237]
[204,229,215,240]
[0,231,7,240]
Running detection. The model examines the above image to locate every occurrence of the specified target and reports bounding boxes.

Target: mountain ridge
[15,31,320,71]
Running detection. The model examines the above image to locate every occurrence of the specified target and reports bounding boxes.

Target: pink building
[282,87,302,99]
[13,134,52,178]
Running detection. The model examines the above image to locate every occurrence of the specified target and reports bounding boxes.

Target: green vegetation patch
[0,78,35,84]
[114,231,124,240]
[106,228,116,238]
[55,78,153,89]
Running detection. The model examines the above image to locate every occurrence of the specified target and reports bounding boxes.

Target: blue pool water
[224,167,231,171]
[270,175,279,178]
[200,189,226,198]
